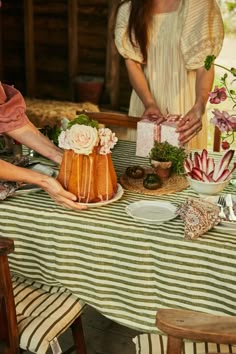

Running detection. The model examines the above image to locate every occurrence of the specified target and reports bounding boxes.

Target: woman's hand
[177,65,214,145]
[142,103,165,124]
[40,176,87,211]
[176,105,203,145]
[0,160,87,210]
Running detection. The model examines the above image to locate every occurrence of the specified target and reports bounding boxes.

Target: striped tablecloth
[1,140,236,333]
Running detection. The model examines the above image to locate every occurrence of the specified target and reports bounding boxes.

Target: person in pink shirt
[0,83,86,210]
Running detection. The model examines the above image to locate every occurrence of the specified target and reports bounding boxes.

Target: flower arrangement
[58,114,118,155]
[205,55,236,150]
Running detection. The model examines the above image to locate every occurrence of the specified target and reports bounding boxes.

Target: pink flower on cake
[98,128,118,155]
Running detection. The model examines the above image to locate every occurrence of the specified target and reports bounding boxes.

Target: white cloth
[114,0,224,148]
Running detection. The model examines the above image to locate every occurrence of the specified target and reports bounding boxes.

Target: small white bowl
[186,176,231,195]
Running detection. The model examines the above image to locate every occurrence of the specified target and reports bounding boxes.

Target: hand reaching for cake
[39,176,87,211]
[0,160,87,210]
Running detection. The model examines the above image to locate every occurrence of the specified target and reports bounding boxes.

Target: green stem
[214,63,234,74]
[222,80,236,105]
[222,131,235,145]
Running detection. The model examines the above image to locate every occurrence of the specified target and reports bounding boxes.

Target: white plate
[126,201,177,224]
[77,184,124,208]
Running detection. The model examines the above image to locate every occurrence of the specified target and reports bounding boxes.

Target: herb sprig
[149,141,187,175]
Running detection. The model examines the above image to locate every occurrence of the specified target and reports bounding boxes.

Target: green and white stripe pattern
[134,333,236,354]
[1,141,236,333]
[13,275,85,354]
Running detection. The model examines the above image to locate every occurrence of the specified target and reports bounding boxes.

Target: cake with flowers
[57,114,118,203]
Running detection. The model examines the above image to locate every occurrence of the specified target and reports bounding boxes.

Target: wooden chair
[156,308,236,354]
[76,110,140,129]
[0,236,87,354]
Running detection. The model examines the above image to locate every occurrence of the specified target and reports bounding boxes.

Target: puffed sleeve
[0,83,30,134]
[181,0,224,70]
[114,2,143,63]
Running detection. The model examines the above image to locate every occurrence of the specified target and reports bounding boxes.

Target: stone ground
[59,305,139,354]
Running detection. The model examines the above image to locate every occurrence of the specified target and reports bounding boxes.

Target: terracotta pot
[74,76,104,104]
[151,160,172,180]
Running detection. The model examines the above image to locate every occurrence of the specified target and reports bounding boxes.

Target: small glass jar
[12,139,22,158]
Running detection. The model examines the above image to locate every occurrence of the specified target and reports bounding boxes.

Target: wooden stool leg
[71,316,87,354]
[167,336,183,354]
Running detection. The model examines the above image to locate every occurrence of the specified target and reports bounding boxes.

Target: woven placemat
[120,170,189,196]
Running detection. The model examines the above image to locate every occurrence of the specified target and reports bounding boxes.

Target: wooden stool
[156,309,236,354]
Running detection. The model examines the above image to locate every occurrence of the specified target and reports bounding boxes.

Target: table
[1,140,236,333]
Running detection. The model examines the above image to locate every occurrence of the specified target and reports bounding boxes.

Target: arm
[0,159,87,210]
[6,121,63,164]
[177,65,214,144]
[125,59,164,121]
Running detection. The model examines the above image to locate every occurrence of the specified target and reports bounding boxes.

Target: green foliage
[149,141,187,175]
[40,114,99,146]
[205,55,236,77]
[40,125,61,146]
[67,114,99,129]
[226,1,236,12]
[204,55,216,71]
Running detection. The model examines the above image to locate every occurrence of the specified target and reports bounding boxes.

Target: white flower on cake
[98,128,118,155]
[68,124,99,155]
[58,114,118,155]
[58,130,72,150]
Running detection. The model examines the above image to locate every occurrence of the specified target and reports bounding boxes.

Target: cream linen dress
[114,0,224,149]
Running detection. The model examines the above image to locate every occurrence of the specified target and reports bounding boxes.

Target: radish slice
[184,159,193,173]
[194,152,202,170]
[191,167,203,181]
[215,169,230,182]
[201,149,208,174]
[206,157,215,176]
[212,150,235,181]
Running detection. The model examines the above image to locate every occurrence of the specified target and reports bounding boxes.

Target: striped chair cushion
[12,275,85,354]
[133,334,236,354]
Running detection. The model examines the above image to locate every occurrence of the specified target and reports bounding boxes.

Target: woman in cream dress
[114,0,224,148]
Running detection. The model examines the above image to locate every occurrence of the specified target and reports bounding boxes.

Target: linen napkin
[0,181,20,200]
[176,198,220,239]
[0,156,31,200]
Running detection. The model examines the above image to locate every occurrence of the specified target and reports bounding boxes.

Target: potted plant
[149,141,187,180]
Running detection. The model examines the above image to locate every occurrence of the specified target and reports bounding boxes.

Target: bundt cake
[57,114,118,203]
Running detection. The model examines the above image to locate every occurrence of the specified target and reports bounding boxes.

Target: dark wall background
[0,0,131,111]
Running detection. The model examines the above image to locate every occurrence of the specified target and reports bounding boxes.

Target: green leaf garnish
[67,114,99,129]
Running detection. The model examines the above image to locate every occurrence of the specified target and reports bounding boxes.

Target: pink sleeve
[0,83,30,134]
